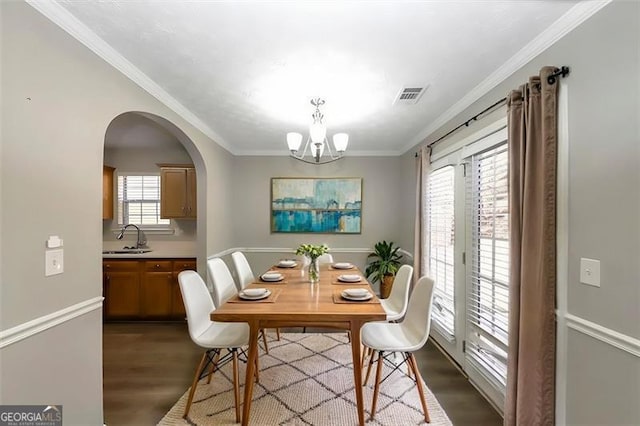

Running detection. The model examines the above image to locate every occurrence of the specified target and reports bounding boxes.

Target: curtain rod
[415,66,570,157]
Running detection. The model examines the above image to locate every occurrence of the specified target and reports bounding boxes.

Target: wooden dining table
[211,262,387,426]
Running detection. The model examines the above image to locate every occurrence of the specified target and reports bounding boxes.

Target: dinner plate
[243,288,268,297]
[239,289,271,300]
[332,262,353,269]
[338,274,362,283]
[341,290,372,301]
[277,260,297,268]
[261,273,284,282]
[343,288,369,297]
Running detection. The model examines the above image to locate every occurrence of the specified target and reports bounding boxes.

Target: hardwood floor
[103,323,502,425]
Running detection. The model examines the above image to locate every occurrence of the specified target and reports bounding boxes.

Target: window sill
[110,228,175,236]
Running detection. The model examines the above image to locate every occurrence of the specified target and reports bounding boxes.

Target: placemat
[332,289,380,304]
[228,288,282,303]
[331,279,367,285]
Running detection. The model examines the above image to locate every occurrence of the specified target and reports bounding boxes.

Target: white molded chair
[317,253,334,264]
[231,251,255,291]
[208,257,271,352]
[178,270,250,422]
[381,264,413,321]
[361,275,435,422]
[231,251,280,341]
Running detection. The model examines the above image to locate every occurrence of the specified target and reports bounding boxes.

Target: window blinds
[427,165,456,339]
[117,175,169,226]
[466,142,510,388]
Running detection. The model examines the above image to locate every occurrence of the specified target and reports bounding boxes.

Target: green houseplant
[365,241,403,298]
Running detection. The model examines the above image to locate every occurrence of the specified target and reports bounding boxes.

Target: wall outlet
[579,258,600,287]
[45,249,64,276]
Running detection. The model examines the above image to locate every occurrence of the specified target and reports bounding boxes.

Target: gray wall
[401,2,640,424]
[0,3,233,424]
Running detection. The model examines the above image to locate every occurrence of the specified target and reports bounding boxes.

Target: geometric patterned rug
[158,333,452,425]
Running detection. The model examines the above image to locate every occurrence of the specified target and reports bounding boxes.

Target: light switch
[580,258,600,287]
[45,249,64,276]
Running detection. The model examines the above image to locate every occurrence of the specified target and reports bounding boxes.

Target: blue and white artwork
[271,178,362,233]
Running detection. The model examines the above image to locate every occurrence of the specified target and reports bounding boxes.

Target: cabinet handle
[105,264,111,269]
[155,264,161,268]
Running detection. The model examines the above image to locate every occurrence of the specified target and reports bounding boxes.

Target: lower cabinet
[103,258,196,321]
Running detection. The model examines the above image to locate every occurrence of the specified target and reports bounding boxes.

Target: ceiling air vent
[393,85,429,105]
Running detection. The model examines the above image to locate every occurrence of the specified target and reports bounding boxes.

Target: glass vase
[308,258,320,284]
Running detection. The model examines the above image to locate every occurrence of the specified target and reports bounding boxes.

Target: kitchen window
[117,174,170,226]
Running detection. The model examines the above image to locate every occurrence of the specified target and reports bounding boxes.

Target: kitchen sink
[102,249,153,255]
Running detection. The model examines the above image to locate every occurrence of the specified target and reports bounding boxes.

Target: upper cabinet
[103,165,115,220]
[159,164,197,219]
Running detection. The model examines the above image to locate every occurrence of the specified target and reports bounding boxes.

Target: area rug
[158,333,452,425]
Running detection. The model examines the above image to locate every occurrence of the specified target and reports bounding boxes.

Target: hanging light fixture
[287,98,349,164]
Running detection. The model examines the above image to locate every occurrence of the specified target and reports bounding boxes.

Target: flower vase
[308,258,320,284]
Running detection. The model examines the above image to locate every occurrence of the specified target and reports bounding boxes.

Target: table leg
[241,321,260,426]
[349,320,365,426]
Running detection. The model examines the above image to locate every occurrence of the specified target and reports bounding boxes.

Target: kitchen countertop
[102,241,197,259]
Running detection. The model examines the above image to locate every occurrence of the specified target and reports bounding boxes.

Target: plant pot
[380,274,395,299]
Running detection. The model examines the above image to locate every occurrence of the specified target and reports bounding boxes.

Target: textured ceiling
[55,0,581,156]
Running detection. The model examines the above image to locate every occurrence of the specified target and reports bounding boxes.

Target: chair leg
[363,349,376,386]
[276,328,281,340]
[261,330,269,354]
[232,350,240,423]
[370,351,384,420]
[184,352,208,418]
[409,353,430,423]
[206,350,221,384]
[361,346,372,369]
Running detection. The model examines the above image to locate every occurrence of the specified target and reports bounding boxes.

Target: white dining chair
[361,264,413,366]
[231,251,254,291]
[361,275,435,422]
[381,264,413,321]
[231,251,280,341]
[178,270,250,422]
[207,257,271,353]
[317,253,334,264]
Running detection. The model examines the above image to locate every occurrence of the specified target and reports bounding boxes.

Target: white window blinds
[466,142,510,389]
[117,175,170,226]
[427,165,456,339]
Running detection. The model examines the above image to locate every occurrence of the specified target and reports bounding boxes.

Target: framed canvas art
[271,177,362,233]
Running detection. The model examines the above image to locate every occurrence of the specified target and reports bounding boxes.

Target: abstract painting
[271,178,362,233]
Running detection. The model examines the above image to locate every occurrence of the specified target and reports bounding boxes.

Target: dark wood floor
[103,323,502,425]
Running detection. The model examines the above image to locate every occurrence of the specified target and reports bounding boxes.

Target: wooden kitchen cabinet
[159,164,196,219]
[142,261,173,319]
[102,258,196,321]
[103,165,115,220]
[103,260,139,319]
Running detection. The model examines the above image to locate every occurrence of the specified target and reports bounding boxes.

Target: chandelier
[287,98,349,164]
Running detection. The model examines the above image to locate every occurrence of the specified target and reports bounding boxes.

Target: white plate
[338,274,362,282]
[341,290,372,301]
[243,288,267,297]
[278,260,297,268]
[333,262,353,269]
[344,288,369,297]
[261,273,284,282]
[239,289,271,300]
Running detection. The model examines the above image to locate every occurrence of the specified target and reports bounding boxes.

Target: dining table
[211,261,387,426]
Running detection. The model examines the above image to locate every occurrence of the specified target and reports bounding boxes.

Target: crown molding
[25,0,236,155]
[401,0,612,154]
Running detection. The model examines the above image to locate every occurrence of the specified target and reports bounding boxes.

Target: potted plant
[365,241,403,298]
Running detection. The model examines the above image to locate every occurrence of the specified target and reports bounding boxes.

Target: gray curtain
[504,66,559,426]
[414,146,431,283]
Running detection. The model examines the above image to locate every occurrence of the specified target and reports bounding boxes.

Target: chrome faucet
[116,224,148,249]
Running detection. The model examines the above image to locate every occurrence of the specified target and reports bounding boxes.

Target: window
[427,166,456,339]
[117,174,169,226]
[466,142,510,388]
